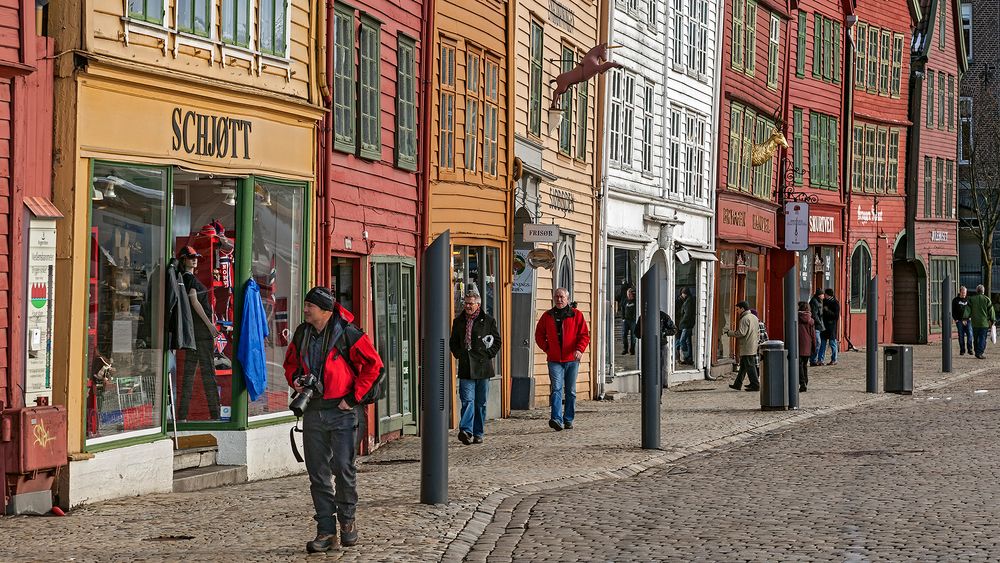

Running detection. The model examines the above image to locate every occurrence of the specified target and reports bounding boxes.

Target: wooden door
[893,261,920,343]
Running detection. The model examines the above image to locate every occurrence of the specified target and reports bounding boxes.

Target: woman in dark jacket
[797,301,817,392]
[449,292,502,445]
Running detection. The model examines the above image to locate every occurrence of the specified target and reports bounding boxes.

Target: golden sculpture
[750,126,790,167]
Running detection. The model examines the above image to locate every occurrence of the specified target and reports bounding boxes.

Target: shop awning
[24,197,63,219]
[678,246,717,262]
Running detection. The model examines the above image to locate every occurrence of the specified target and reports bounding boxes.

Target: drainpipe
[842,11,857,347]
[595,0,614,399]
[318,0,333,285]
[417,0,437,280]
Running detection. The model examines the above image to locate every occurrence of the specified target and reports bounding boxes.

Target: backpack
[660,313,677,341]
[291,318,387,405]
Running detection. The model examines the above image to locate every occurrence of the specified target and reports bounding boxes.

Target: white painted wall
[68,439,173,507]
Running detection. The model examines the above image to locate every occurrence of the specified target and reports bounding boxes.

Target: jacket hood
[336,303,355,324]
[798,311,812,322]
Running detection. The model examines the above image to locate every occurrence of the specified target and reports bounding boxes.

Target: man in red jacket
[283,287,384,553]
[535,288,590,431]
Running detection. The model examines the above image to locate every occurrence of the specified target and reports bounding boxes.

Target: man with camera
[283,286,384,553]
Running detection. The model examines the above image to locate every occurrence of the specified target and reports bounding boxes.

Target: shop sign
[523,223,560,243]
[548,0,575,32]
[718,198,777,247]
[856,204,883,224]
[931,231,949,242]
[784,202,809,251]
[171,107,253,160]
[809,216,835,233]
[513,250,534,294]
[25,219,57,404]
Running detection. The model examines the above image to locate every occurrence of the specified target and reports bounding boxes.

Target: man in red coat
[535,288,590,431]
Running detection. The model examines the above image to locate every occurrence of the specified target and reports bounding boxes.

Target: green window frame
[938,71,946,128]
[855,22,867,88]
[333,5,356,153]
[812,13,822,78]
[528,20,544,137]
[129,0,164,24]
[866,27,878,93]
[939,0,947,49]
[727,104,742,190]
[887,129,899,193]
[358,16,382,160]
[935,158,944,217]
[259,0,288,56]
[832,21,841,84]
[793,107,803,184]
[809,112,818,185]
[796,11,806,77]
[753,116,772,199]
[439,41,456,171]
[879,30,890,95]
[890,34,903,97]
[484,58,500,177]
[875,127,887,192]
[745,1,757,76]
[822,17,832,80]
[576,59,589,161]
[731,0,745,71]
[948,74,955,131]
[395,35,418,171]
[929,258,958,331]
[558,45,575,156]
[852,125,863,192]
[176,0,209,36]
[767,14,780,89]
[372,260,417,433]
[946,160,954,217]
[221,0,251,47]
[927,70,935,127]
[923,157,932,217]
[864,126,876,192]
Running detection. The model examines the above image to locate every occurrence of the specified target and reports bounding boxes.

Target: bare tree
[962,77,1000,292]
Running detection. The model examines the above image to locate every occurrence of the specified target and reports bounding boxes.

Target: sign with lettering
[523,223,560,243]
[25,219,57,405]
[784,202,809,251]
[717,198,778,248]
[809,215,835,233]
[548,0,575,32]
[931,231,949,242]
[171,107,253,159]
[856,204,883,224]
[513,250,533,293]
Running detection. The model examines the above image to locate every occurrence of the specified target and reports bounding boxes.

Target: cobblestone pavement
[0,344,992,562]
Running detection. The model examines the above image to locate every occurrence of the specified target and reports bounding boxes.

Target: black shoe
[728,383,741,390]
[799,386,807,392]
[564,422,573,429]
[622,350,629,355]
[472,435,483,444]
[744,386,760,392]
[340,520,358,547]
[306,533,337,553]
[977,355,985,359]
[458,430,472,445]
[549,419,563,431]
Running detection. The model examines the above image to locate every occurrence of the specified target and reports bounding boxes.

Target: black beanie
[305,286,335,312]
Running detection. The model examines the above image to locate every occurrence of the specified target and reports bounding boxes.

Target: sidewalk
[0,344,994,562]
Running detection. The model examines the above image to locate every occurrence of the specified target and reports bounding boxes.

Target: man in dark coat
[449,291,502,444]
[952,285,973,356]
[675,287,696,365]
[818,288,840,366]
[621,287,637,354]
[808,290,825,366]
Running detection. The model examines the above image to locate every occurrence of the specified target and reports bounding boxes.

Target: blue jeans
[956,320,973,354]
[974,327,989,357]
[548,361,580,425]
[674,328,692,362]
[458,378,489,437]
[810,330,822,364]
[818,337,839,363]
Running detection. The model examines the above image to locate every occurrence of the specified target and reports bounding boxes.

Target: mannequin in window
[177,245,222,421]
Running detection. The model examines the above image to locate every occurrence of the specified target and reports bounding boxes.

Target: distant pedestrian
[808,290,826,366]
[675,288,695,365]
[725,301,760,392]
[751,309,768,346]
[797,301,816,392]
[969,284,995,359]
[535,288,590,431]
[621,287,637,355]
[818,288,840,365]
[952,286,973,356]
[636,310,677,386]
[449,291,502,445]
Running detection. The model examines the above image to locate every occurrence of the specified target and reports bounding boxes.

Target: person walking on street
[797,301,817,392]
[818,288,840,365]
[535,288,590,431]
[675,288,695,365]
[952,286,973,356]
[725,301,760,392]
[969,284,995,359]
[621,287,637,355]
[449,292,502,445]
[808,290,825,366]
[283,287,385,553]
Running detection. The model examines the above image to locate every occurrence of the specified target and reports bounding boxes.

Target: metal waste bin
[760,340,787,410]
[884,345,913,394]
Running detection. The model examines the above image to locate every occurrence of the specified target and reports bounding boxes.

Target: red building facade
[844,0,916,345]
[714,0,792,373]
[321,0,425,452]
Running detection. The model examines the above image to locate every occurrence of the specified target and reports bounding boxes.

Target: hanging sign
[523,223,560,243]
[784,202,809,251]
[513,250,534,294]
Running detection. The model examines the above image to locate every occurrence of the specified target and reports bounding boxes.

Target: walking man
[725,301,760,392]
[449,291,502,445]
[535,288,590,431]
[621,287,637,355]
[818,288,840,366]
[952,286,973,356]
[675,288,695,365]
[283,287,384,553]
[969,284,995,359]
[808,290,825,366]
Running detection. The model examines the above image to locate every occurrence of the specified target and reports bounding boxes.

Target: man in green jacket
[725,301,760,391]
[969,284,995,359]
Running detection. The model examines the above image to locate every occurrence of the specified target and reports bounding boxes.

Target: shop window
[221,0,252,47]
[372,262,416,432]
[558,45,575,156]
[396,36,418,171]
[259,0,288,57]
[612,247,640,373]
[528,20,544,137]
[452,246,501,374]
[333,5,356,152]
[86,163,168,443]
[129,0,164,25]
[715,250,735,361]
[176,0,210,36]
[358,16,382,161]
[929,258,958,330]
[850,244,872,311]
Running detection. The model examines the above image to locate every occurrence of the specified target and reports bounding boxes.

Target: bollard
[942,276,952,373]
[760,340,787,411]
[640,264,661,450]
[783,263,799,410]
[866,275,878,393]
[420,231,451,505]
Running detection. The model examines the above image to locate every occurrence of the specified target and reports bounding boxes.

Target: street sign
[523,223,560,243]
[784,202,809,251]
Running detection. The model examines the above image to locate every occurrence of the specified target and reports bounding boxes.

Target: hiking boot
[306,533,337,553]
[564,421,574,429]
[744,386,760,392]
[472,435,484,444]
[548,419,563,431]
[458,430,472,445]
[340,520,358,547]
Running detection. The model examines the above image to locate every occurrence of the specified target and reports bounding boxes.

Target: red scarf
[465,308,481,349]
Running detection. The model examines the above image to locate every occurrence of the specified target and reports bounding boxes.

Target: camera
[289,373,324,417]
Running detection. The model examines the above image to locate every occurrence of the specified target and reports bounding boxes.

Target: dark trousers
[798,356,809,389]
[974,327,989,357]
[303,406,359,535]
[178,334,221,420]
[733,355,760,388]
[956,320,973,354]
[622,319,637,353]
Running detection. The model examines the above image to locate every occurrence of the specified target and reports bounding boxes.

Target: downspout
[842,7,857,348]
[504,0,515,415]
[417,0,436,271]
[319,0,333,285]
[318,0,331,104]
[595,0,613,399]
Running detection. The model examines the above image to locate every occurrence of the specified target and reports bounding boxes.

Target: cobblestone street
[0,345,996,562]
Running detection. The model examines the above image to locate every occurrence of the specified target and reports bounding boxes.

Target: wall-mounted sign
[784,202,809,251]
[931,231,949,242]
[549,188,575,213]
[25,218,57,405]
[523,223,560,243]
[856,204,883,224]
[548,0,575,32]
[513,250,534,293]
[717,198,778,248]
[809,215,835,233]
[171,107,253,159]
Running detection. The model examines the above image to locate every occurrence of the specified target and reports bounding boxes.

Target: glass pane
[716,264,733,361]
[194,0,209,35]
[613,248,639,373]
[87,163,167,440]
[275,0,287,55]
[331,257,355,312]
[177,0,191,31]
[260,0,274,53]
[452,246,469,314]
[387,264,401,414]
[237,0,250,46]
[400,267,413,415]
[248,180,305,418]
[485,247,500,375]
[172,173,238,423]
[146,0,163,22]
[222,0,234,42]
[374,263,389,416]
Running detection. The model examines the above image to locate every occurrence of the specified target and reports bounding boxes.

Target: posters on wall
[25,220,57,404]
[513,249,533,294]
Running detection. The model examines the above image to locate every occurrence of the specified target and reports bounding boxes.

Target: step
[172,464,248,493]
[173,446,218,472]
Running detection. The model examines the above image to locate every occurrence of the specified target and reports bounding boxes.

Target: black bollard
[640,264,661,450]
[942,276,952,373]
[420,231,451,505]
[784,261,799,409]
[866,275,878,393]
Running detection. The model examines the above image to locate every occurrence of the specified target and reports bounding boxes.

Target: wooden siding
[0,0,20,64]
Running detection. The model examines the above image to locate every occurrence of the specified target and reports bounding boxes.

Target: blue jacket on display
[237,278,269,402]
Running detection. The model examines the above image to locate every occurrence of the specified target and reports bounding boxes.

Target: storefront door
[608,246,641,376]
[372,260,417,434]
[452,245,502,419]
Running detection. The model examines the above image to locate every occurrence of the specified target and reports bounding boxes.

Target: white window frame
[622,72,637,171]
[609,69,624,167]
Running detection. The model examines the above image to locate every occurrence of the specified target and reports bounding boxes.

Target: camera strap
[290,418,305,463]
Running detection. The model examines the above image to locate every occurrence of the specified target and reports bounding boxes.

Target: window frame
[465,48,483,174]
[796,11,806,78]
[767,13,780,89]
[221,0,252,48]
[575,52,589,162]
[528,19,544,138]
[358,15,382,161]
[890,33,903,97]
[850,243,872,312]
[793,107,803,184]
[176,0,211,37]
[395,35,418,171]
[640,82,654,175]
[483,57,500,177]
[855,22,868,88]
[258,0,289,57]
[333,4,357,154]
[558,44,575,157]
[129,0,166,25]
[924,156,932,218]
[927,69,935,128]
[438,40,457,172]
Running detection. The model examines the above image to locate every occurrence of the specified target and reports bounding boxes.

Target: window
[371,261,417,430]
[887,129,899,193]
[640,83,654,174]
[528,21,544,137]
[879,30,890,95]
[668,108,682,194]
[767,14,780,89]
[946,160,954,218]
[396,36,418,171]
[129,0,164,24]
[730,0,756,76]
[962,3,973,63]
[876,128,888,192]
[745,1,757,76]
[676,0,710,76]
[939,0,947,49]
[465,50,481,171]
[558,45,574,156]
[948,74,955,131]
[808,112,838,188]
[576,58,588,160]
[960,97,972,164]
[927,70,935,127]
[692,0,710,75]
[850,244,872,310]
[731,0,744,71]
[832,20,841,84]
[439,42,456,170]
[673,0,685,67]
[891,34,903,97]
[930,259,958,330]
[647,0,657,27]
[855,22,867,87]
[670,106,709,202]
[623,72,636,168]
[852,125,863,191]
[609,69,623,166]
[358,18,381,160]
[793,107,803,184]
[684,112,707,200]
[867,27,878,92]
[935,158,944,217]
[484,58,499,176]
[221,0,251,47]
[796,11,806,77]
[752,116,773,199]
[177,0,210,36]
[333,6,356,152]
[726,104,741,189]
[259,0,288,56]
[938,71,946,128]
[864,125,876,192]
[924,156,932,217]
[742,109,755,192]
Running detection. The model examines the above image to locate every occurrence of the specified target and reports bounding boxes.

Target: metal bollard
[640,264,661,450]
[866,276,878,394]
[942,276,952,373]
[420,231,451,505]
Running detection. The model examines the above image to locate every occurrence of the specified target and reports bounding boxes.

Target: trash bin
[759,340,787,410]
[884,345,913,394]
